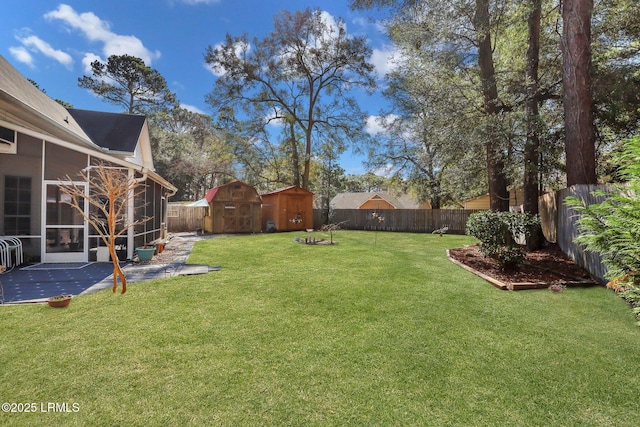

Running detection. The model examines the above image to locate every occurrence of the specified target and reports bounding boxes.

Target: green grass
[1,231,639,426]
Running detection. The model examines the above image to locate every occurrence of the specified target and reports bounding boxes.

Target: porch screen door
[43,181,88,263]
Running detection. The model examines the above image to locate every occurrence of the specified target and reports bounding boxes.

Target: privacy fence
[169,188,614,284]
[167,203,206,232]
[539,184,610,284]
[312,209,483,234]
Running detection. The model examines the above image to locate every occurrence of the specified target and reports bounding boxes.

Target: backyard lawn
[1,231,639,426]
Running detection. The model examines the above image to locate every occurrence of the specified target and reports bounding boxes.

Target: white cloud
[81,53,102,74]
[44,4,160,65]
[9,46,34,68]
[370,44,403,78]
[373,163,397,178]
[352,17,385,34]
[17,35,73,68]
[181,103,206,114]
[366,114,397,135]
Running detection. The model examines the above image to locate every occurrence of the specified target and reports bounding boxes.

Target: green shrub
[566,136,640,322]
[466,210,540,270]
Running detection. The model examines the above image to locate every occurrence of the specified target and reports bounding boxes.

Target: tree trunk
[475,0,509,211]
[562,0,597,186]
[524,0,546,250]
[524,0,542,216]
[289,121,301,187]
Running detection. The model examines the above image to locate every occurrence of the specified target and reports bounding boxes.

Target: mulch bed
[447,243,599,290]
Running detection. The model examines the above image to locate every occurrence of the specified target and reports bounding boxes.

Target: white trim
[42,180,89,263]
[0,118,177,192]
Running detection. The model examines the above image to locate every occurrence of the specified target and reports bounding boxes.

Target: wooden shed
[203,181,262,234]
[261,186,314,232]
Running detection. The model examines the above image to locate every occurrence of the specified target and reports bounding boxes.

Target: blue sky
[1,0,397,174]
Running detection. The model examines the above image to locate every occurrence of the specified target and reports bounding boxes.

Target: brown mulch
[447,243,598,289]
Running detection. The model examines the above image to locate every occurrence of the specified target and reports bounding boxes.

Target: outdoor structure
[0,55,177,263]
[462,187,525,210]
[330,192,431,210]
[261,185,314,232]
[167,201,207,233]
[203,180,262,234]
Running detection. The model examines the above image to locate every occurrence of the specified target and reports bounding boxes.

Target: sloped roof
[67,109,145,153]
[205,180,260,202]
[0,55,94,147]
[330,192,423,209]
[261,185,314,197]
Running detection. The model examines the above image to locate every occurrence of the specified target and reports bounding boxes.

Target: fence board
[539,185,610,284]
[313,209,482,234]
[167,203,206,233]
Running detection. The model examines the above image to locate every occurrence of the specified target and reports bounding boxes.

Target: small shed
[203,181,262,234]
[261,186,314,231]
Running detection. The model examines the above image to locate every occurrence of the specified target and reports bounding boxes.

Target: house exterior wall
[0,133,43,258]
[360,199,395,210]
[463,188,526,210]
[463,195,491,210]
[0,129,172,263]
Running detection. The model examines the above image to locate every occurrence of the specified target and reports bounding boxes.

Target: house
[330,192,431,210]
[261,185,314,232]
[462,187,525,210]
[203,180,262,234]
[0,55,176,263]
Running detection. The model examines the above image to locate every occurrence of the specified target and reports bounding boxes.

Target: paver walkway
[0,233,220,304]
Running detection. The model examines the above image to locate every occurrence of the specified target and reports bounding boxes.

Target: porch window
[3,176,31,235]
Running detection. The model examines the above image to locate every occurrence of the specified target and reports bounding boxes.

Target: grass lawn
[1,231,639,426]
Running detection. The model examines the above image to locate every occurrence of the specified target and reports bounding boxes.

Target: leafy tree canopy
[78,54,177,114]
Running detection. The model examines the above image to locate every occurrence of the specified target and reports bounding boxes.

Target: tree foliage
[467,210,540,270]
[204,8,376,190]
[78,54,176,114]
[150,107,236,200]
[352,0,639,210]
[566,136,640,289]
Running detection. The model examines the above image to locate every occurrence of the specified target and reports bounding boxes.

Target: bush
[466,210,540,270]
[566,136,640,323]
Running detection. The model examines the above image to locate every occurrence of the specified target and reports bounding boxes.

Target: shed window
[3,176,31,235]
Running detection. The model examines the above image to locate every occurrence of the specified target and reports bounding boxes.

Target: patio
[0,233,220,304]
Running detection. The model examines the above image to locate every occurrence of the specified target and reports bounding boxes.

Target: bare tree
[60,164,150,294]
[205,8,375,190]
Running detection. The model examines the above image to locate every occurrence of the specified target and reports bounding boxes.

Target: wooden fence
[312,209,483,234]
[539,184,610,284]
[167,203,206,233]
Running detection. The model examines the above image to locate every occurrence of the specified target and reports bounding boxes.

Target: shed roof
[205,180,260,202]
[261,185,314,197]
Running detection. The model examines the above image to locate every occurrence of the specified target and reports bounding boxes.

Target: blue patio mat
[1,262,123,303]
[0,262,221,304]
